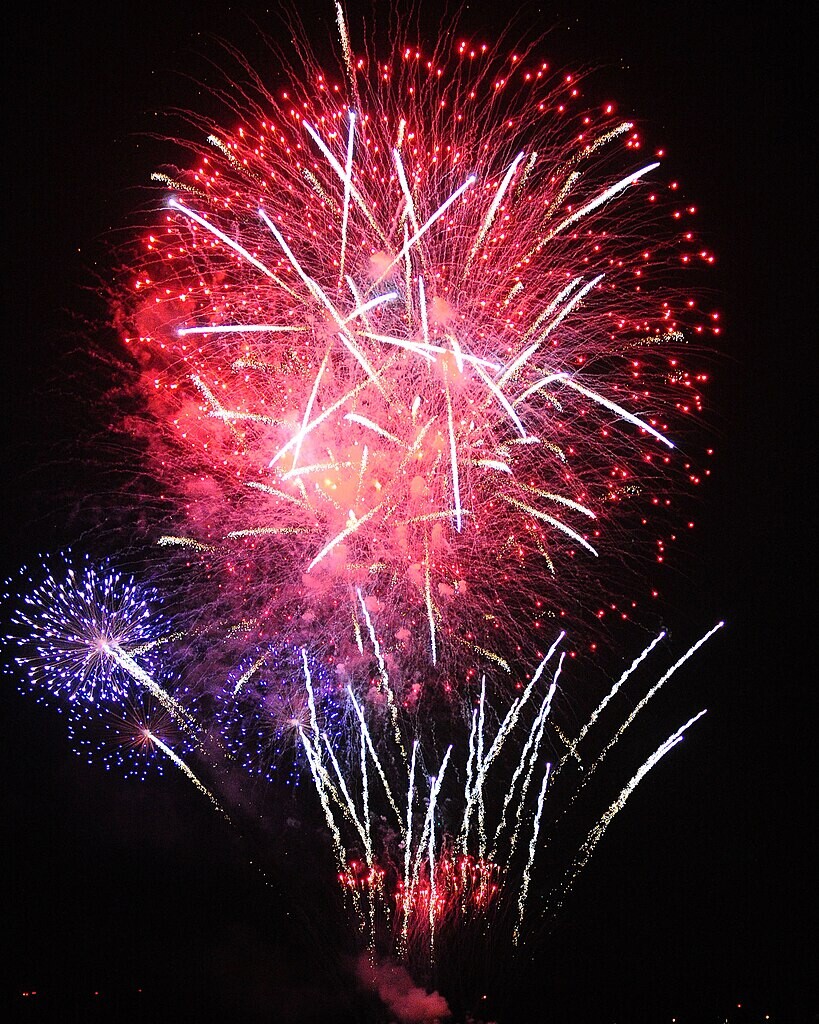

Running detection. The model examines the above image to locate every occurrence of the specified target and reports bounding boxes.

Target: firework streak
[294,621,723,961]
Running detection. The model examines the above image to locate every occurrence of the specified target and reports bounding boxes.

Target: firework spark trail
[147,730,228,819]
[573,622,724,798]
[167,198,298,299]
[322,731,372,864]
[506,664,562,860]
[517,374,676,449]
[107,646,197,734]
[513,759,552,945]
[463,151,526,279]
[410,746,453,909]
[476,675,488,858]
[6,559,196,733]
[489,682,553,860]
[555,709,708,909]
[258,209,385,392]
[230,649,268,697]
[460,631,564,852]
[338,111,356,286]
[282,609,719,958]
[346,685,402,821]
[399,740,419,954]
[372,173,478,285]
[355,589,406,759]
[553,629,667,777]
[299,726,348,870]
[543,162,661,242]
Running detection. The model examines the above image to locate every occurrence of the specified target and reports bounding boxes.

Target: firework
[118,6,715,693]
[214,643,346,783]
[2,4,722,1016]
[67,684,192,781]
[294,622,722,963]
[6,553,161,702]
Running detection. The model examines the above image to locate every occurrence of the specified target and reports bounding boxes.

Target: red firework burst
[116,16,715,695]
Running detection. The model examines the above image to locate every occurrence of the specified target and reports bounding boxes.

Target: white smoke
[356,955,451,1023]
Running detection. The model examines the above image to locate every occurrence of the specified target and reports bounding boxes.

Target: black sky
[2,2,814,1022]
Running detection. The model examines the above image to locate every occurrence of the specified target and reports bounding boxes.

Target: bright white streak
[360,331,435,363]
[191,373,277,424]
[513,760,551,943]
[359,708,372,868]
[108,647,196,734]
[359,331,502,371]
[559,710,708,904]
[268,375,371,467]
[299,727,347,870]
[393,147,421,235]
[424,552,438,667]
[555,630,667,775]
[302,120,386,241]
[344,276,376,332]
[373,174,478,284]
[335,0,358,103]
[476,676,487,857]
[307,502,384,572]
[582,623,724,793]
[341,290,399,325]
[509,671,561,860]
[291,348,330,473]
[518,488,597,519]
[405,741,418,875]
[501,495,599,556]
[410,747,453,892]
[472,361,528,437]
[346,685,402,820]
[245,481,308,510]
[496,340,542,389]
[281,461,351,481]
[167,199,299,300]
[148,732,227,818]
[464,151,525,276]
[301,648,319,739]
[444,376,463,532]
[177,324,307,337]
[338,111,356,285]
[546,162,660,240]
[231,649,268,697]
[520,278,583,344]
[516,373,674,449]
[259,210,384,391]
[225,527,308,539]
[322,732,372,864]
[474,459,512,474]
[399,741,419,957]
[355,588,405,754]
[447,332,465,374]
[538,274,605,338]
[460,633,564,848]
[417,276,430,346]
[490,681,556,860]
[157,535,214,552]
[344,413,408,448]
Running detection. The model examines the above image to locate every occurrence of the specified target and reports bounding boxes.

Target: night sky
[2,2,813,1022]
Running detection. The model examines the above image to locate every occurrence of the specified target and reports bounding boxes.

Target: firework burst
[5,553,165,705]
[67,684,191,781]
[2,5,723,1016]
[117,8,715,696]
